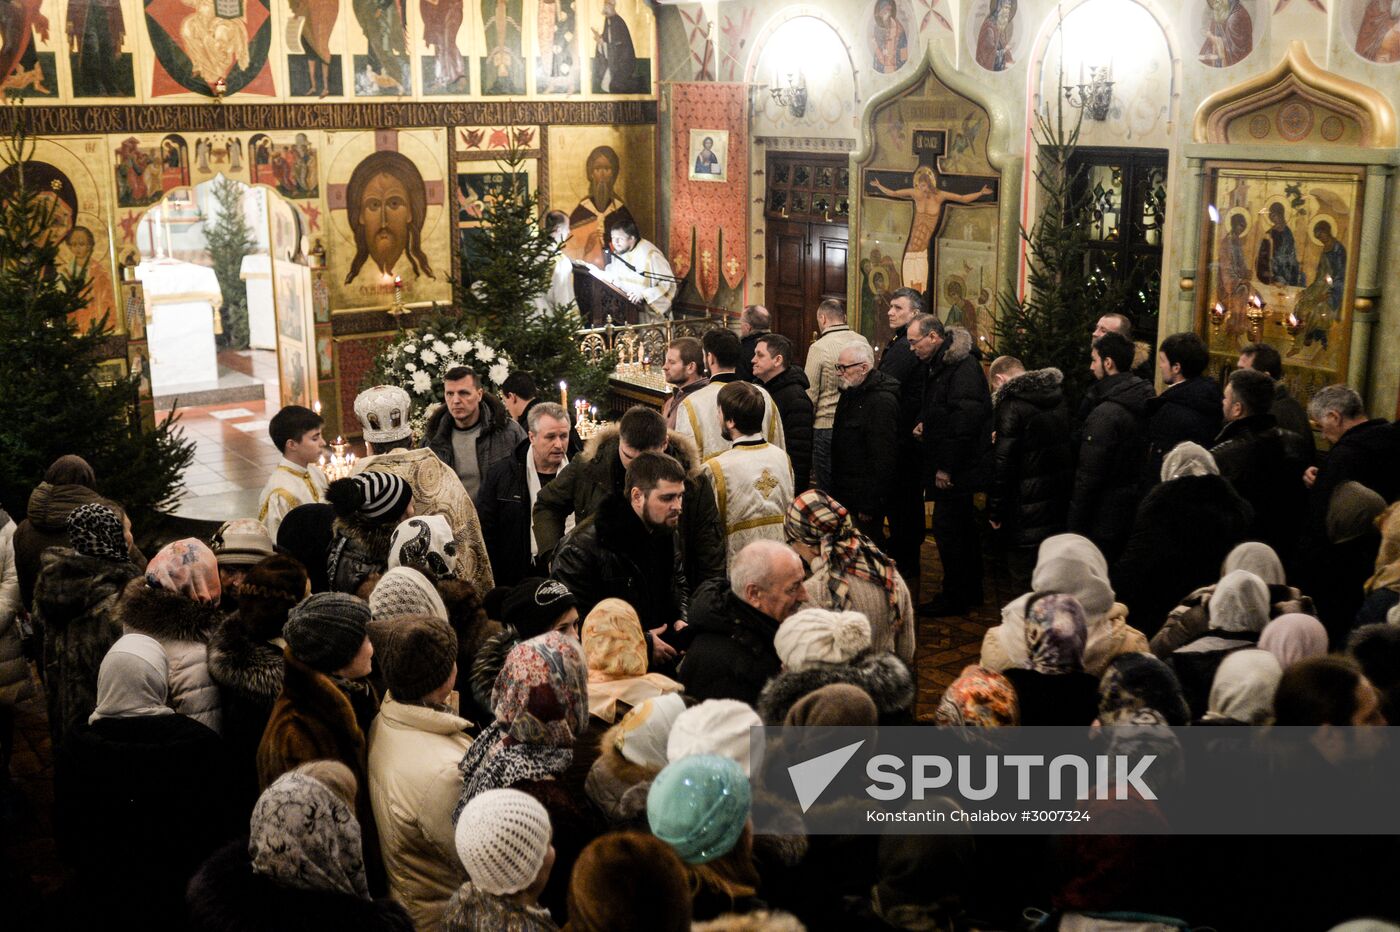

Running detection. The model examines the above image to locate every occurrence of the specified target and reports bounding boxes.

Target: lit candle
[559,380,568,410]
[313,400,322,415]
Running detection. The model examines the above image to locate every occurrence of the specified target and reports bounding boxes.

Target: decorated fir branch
[0,102,193,521]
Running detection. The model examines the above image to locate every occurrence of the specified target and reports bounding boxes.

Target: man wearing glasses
[830,342,901,541]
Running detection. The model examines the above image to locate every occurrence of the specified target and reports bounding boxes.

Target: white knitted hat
[354,385,413,443]
[368,566,448,622]
[454,789,553,896]
[667,699,763,776]
[773,608,872,672]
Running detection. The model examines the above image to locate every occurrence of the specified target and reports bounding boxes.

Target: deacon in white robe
[702,434,795,566]
[675,374,786,463]
[258,457,328,538]
[593,221,677,322]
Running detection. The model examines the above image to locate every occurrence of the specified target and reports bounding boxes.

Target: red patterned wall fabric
[669,82,748,300]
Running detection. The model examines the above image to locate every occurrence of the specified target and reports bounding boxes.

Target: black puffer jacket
[326,518,395,595]
[33,548,141,748]
[831,368,902,517]
[988,367,1073,547]
[550,493,687,630]
[1111,474,1255,638]
[1068,372,1155,559]
[678,577,782,706]
[1308,419,1400,536]
[476,437,539,587]
[1145,376,1222,480]
[762,366,815,491]
[1210,413,1310,561]
[534,424,724,590]
[918,327,992,493]
[426,391,527,501]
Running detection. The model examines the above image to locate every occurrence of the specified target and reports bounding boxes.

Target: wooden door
[766,219,810,361]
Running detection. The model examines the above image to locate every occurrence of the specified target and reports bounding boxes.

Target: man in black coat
[426,366,527,505]
[678,540,808,705]
[551,451,689,666]
[1302,384,1400,558]
[1145,332,1221,482]
[752,332,814,490]
[877,287,931,598]
[1069,331,1156,562]
[1239,341,1315,465]
[533,405,726,592]
[1210,368,1310,562]
[830,341,902,541]
[911,315,993,615]
[986,356,1074,590]
[736,304,770,383]
[477,402,573,586]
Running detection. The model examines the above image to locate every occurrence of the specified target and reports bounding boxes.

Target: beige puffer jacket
[116,577,223,733]
[367,693,473,931]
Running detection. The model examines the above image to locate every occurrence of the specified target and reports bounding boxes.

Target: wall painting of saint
[536,0,578,94]
[352,0,410,95]
[144,0,275,96]
[286,0,341,96]
[479,0,524,95]
[68,0,137,96]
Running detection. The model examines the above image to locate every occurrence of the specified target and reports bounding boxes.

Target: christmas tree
[0,109,193,520]
[993,71,1126,408]
[454,143,614,400]
[206,175,255,349]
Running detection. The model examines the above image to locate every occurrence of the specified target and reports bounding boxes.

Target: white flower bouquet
[370,327,514,437]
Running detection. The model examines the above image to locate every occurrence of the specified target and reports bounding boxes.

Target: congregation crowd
[3,294,1400,931]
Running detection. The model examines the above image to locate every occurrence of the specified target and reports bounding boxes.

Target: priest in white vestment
[701,382,795,566]
[592,218,677,322]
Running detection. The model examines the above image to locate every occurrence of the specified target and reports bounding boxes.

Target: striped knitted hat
[327,470,413,524]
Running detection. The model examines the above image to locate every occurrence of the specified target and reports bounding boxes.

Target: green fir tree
[206,176,255,349]
[454,144,614,399]
[993,68,1126,409]
[0,108,193,520]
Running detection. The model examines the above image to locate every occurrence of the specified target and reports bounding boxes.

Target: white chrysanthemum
[421,349,437,365]
[405,362,417,372]
[432,340,448,355]
[402,343,417,356]
[451,339,469,355]
[478,344,496,363]
[411,370,432,394]
[488,361,510,385]
[469,280,488,300]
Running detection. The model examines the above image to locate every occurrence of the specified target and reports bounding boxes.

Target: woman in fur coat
[32,502,143,747]
[116,538,225,733]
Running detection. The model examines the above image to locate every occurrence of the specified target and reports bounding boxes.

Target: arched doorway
[131,176,316,519]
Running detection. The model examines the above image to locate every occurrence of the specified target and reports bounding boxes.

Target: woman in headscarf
[934,664,1019,727]
[1096,652,1191,726]
[1259,613,1329,670]
[326,471,416,594]
[980,534,1148,678]
[116,537,224,733]
[456,631,600,921]
[1168,569,1271,717]
[1151,541,1315,658]
[56,633,238,930]
[186,764,413,931]
[33,502,144,746]
[14,454,145,609]
[586,693,687,828]
[1198,648,1282,725]
[1112,441,1253,638]
[784,490,914,664]
[581,598,683,725]
[1001,593,1100,725]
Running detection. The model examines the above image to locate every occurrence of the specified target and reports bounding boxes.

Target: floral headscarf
[249,770,369,899]
[934,664,1019,727]
[1097,653,1191,726]
[66,502,127,562]
[784,489,903,626]
[581,599,683,723]
[1025,592,1088,674]
[144,538,220,603]
[456,632,591,814]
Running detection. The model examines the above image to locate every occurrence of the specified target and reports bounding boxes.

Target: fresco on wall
[285,0,342,96]
[548,123,654,268]
[325,128,449,310]
[195,134,244,174]
[1348,0,1400,63]
[2,137,118,331]
[479,0,525,94]
[859,72,1000,345]
[1200,164,1362,399]
[967,0,1021,73]
[418,0,467,94]
[352,0,409,94]
[589,0,650,93]
[536,0,579,91]
[869,0,912,74]
[458,163,534,278]
[913,0,951,32]
[1196,0,1259,68]
[0,0,58,97]
[68,0,137,96]
[718,5,753,81]
[457,125,538,152]
[114,134,191,207]
[145,0,275,96]
[249,133,318,199]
